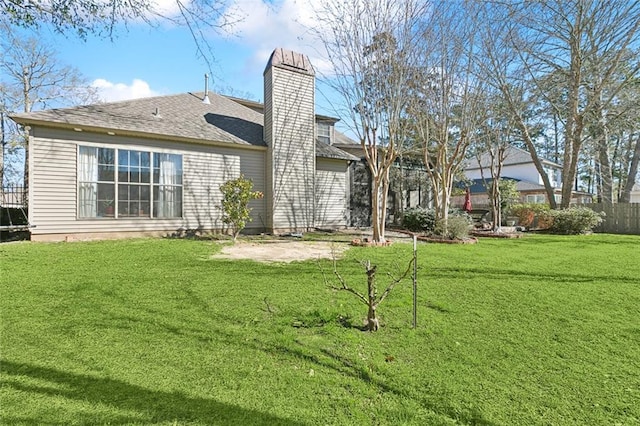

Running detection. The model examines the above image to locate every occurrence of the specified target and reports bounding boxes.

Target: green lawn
[1,234,639,425]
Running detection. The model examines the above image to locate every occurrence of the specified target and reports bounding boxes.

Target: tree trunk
[398,153,405,221]
[597,132,614,205]
[371,178,383,243]
[0,112,4,187]
[560,23,584,209]
[620,134,640,203]
[491,181,501,231]
[592,93,614,205]
[504,94,558,209]
[560,115,584,209]
[379,167,391,242]
[365,261,379,331]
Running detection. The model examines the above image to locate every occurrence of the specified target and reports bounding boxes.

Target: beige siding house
[11,48,357,241]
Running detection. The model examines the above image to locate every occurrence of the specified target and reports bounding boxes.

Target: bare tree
[477,0,640,208]
[0,91,23,186]
[314,0,427,243]
[592,57,640,203]
[1,25,99,190]
[323,257,413,331]
[0,90,6,187]
[408,1,485,226]
[472,96,515,231]
[1,0,237,67]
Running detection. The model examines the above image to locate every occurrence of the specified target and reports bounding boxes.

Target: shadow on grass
[430,266,638,284]
[30,283,497,425]
[425,301,452,313]
[1,359,303,426]
[289,309,365,331]
[87,307,496,425]
[264,340,495,425]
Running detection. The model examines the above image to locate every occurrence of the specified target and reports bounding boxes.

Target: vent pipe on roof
[203,73,211,104]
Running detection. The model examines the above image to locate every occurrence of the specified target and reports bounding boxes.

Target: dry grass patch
[211,240,349,263]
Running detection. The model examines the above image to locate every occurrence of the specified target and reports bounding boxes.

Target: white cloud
[92,78,160,102]
[150,0,187,17]
[220,0,330,74]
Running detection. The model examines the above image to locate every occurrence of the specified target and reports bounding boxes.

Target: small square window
[317,122,331,145]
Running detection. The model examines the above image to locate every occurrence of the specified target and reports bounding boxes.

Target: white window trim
[77,144,184,220]
[317,122,332,145]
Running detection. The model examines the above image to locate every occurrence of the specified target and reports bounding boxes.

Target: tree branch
[377,258,413,306]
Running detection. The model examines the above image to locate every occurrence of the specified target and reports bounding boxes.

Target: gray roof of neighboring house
[514,180,549,192]
[467,146,561,169]
[10,91,358,161]
[334,131,360,147]
[466,177,554,194]
[316,140,359,160]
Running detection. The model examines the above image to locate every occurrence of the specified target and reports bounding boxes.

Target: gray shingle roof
[224,97,356,161]
[334,131,360,147]
[467,146,561,169]
[12,92,265,147]
[514,180,548,191]
[467,177,553,193]
[316,140,359,161]
[11,91,358,161]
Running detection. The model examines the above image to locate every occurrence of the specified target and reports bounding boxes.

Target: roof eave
[12,118,268,151]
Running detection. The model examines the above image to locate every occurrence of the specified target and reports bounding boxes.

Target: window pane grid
[117,150,151,217]
[79,146,182,219]
[317,122,331,145]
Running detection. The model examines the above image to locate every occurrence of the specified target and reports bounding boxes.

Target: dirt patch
[212,240,349,263]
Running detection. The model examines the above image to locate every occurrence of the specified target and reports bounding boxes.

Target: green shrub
[402,208,471,235]
[219,175,263,242]
[498,179,520,215]
[449,208,473,222]
[546,207,604,235]
[434,215,471,239]
[402,208,436,233]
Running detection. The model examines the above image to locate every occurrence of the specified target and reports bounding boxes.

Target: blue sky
[35,0,339,116]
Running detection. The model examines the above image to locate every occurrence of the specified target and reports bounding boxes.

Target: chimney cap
[264,48,314,76]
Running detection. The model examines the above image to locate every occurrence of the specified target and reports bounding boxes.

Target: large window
[78,146,182,219]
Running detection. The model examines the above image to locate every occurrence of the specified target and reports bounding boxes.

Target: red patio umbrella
[463,187,472,212]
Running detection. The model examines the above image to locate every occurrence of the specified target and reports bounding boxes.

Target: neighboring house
[10,48,358,241]
[455,146,592,207]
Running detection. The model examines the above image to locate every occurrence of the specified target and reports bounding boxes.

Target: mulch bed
[388,228,478,244]
[416,235,478,244]
[470,230,524,239]
[350,238,393,247]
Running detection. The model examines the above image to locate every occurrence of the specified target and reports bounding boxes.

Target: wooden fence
[585,203,640,235]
